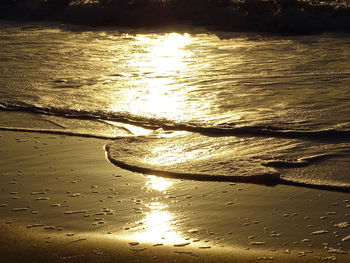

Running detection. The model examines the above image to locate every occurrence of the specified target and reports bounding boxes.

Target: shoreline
[0,129,349,262]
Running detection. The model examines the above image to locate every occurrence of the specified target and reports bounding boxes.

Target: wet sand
[0,130,349,262]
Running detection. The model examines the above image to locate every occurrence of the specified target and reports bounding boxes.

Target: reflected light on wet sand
[108,33,196,245]
[146,175,173,192]
[125,202,186,245]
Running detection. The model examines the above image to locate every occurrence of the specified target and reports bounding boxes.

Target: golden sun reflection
[131,33,192,119]
[132,33,192,74]
[146,175,173,192]
[109,32,195,121]
[146,32,192,75]
[125,202,186,245]
[145,142,210,167]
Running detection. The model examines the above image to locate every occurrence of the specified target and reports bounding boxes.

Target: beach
[1,129,349,262]
[1,13,350,262]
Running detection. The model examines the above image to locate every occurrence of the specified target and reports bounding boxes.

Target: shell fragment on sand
[129,242,140,246]
[64,210,87,215]
[327,248,347,254]
[342,235,350,242]
[333,221,349,229]
[26,224,45,228]
[174,242,190,247]
[311,230,329,235]
[250,242,266,245]
[35,197,50,201]
[31,191,46,195]
[12,207,28,211]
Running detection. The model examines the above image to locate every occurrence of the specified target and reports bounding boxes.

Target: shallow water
[1,21,350,189]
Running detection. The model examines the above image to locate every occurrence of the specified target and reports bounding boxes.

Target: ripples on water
[1,22,350,190]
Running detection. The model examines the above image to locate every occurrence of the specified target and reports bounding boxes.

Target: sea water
[1,21,350,190]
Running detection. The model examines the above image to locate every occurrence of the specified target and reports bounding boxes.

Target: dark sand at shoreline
[0,130,349,262]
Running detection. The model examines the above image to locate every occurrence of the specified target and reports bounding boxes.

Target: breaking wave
[1,0,350,33]
[2,101,350,141]
[105,133,350,192]
[2,101,350,192]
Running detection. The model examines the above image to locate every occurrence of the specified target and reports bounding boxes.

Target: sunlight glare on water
[145,143,204,167]
[109,32,209,122]
[2,22,350,189]
[137,32,192,74]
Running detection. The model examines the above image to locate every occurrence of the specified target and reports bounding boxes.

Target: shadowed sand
[0,130,349,262]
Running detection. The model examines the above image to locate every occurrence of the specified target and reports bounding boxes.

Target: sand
[0,130,349,262]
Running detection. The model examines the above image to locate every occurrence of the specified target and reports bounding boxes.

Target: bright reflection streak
[146,33,191,75]
[125,202,186,245]
[109,32,195,121]
[132,33,192,119]
[108,33,197,245]
[132,32,192,75]
[146,175,173,192]
[145,142,210,167]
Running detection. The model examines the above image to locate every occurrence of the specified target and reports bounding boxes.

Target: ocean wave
[1,0,350,33]
[105,134,350,192]
[262,153,345,168]
[2,101,350,192]
[105,144,281,184]
[2,101,350,141]
[1,101,350,140]
[2,121,348,191]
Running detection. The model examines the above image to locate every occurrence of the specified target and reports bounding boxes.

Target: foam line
[2,103,350,141]
[104,145,350,193]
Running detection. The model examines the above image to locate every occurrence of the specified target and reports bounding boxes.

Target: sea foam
[105,131,350,191]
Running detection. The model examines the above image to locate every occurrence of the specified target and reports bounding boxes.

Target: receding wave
[2,102,350,141]
[2,102,350,191]
[105,133,350,192]
[262,153,345,168]
[1,0,350,33]
[104,134,282,185]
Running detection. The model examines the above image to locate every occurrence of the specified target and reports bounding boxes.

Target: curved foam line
[279,178,350,192]
[2,103,350,141]
[2,125,349,192]
[262,160,309,168]
[104,145,350,192]
[104,145,281,186]
[262,153,347,169]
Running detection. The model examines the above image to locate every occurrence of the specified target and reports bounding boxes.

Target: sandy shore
[0,130,349,262]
